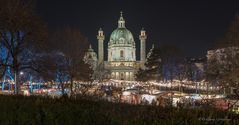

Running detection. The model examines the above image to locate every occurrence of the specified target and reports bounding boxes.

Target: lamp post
[16,71,24,94]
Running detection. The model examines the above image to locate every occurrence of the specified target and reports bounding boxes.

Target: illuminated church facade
[84,12,148,81]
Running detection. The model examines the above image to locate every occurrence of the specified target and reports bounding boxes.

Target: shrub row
[0,95,238,125]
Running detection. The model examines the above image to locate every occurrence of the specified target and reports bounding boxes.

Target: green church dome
[110,28,134,45]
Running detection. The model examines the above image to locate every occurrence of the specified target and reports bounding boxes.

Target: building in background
[84,12,149,81]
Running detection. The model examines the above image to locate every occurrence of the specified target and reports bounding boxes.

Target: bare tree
[213,15,239,94]
[160,45,182,82]
[47,27,92,96]
[205,15,239,111]
[92,62,110,82]
[0,0,47,94]
[176,61,187,92]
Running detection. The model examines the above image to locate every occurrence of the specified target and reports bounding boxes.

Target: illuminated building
[85,12,149,81]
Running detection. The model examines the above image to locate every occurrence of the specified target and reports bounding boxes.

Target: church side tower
[97,28,105,65]
[139,28,147,67]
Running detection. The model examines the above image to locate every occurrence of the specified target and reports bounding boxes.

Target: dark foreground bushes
[0,95,238,125]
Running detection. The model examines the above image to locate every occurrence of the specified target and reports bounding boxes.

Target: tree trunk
[14,71,17,94]
[206,83,209,97]
[60,81,65,96]
[13,55,20,95]
[179,81,183,92]
[70,77,74,97]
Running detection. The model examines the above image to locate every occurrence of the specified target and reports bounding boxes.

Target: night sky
[36,0,239,58]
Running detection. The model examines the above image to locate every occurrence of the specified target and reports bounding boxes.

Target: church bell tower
[139,28,147,68]
[97,28,105,65]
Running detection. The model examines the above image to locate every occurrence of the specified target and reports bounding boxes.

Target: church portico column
[111,72,113,79]
[126,72,129,81]
[116,72,119,79]
[129,72,133,81]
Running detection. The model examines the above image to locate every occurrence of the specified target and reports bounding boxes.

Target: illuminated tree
[136,45,162,81]
[0,44,8,79]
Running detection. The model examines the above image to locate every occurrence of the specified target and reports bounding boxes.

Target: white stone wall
[108,46,136,61]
